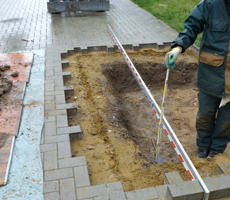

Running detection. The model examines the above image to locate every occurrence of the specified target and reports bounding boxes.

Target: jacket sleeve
[171,0,209,53]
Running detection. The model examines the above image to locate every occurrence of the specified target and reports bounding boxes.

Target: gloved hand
[219,94,230,108]
[165,47,182,69]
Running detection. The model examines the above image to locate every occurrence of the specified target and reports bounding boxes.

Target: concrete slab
[167,180,203,200]
[164,172,183,185]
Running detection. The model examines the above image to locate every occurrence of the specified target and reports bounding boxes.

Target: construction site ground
[63,49,230,192]
[0,0,230,199]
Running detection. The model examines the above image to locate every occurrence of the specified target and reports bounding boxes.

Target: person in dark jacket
[165,0,230,158]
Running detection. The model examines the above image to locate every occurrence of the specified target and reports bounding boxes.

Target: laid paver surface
[0,0,177,54]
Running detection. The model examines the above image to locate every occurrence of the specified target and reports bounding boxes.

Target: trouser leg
[196,90,220,149]
[210,102,230,153]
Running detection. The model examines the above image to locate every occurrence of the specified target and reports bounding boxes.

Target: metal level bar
[107,24,210,200]
[4,136,15,185]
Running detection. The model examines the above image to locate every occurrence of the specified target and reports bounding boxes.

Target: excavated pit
[63,49,230,192]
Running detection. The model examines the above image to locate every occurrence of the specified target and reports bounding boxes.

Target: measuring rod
[107,25,210,200]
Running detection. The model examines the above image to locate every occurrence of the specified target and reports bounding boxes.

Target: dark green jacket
[172,0,230,98]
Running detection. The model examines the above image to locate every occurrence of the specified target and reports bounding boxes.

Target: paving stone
[43,180,59,193]
[56,94,66,105]
[217,163,230,175]
[155,185,169,200]
[45,80,55,84]
[164,172,183,185]
[56,103,76,110]
[45,100,55,111]
[60,178,76,200]
[45,109,67,117]
[74,165,91,188]
[62,71,72,76]
[41,143,57,153]
[44,192,59,200]
[59,156,86,168]
[45,69,54,77]
[46,90,64,96]
[94,196,110,200]
[46,75,63,81]
[44,116,56,123]
[107,182,126,200]
[58,141,71,159]
[77,184,108,199]
[44,151,58,170]
[45,83,55,92]
[45,168,73,181]
[68,50,74,55]
[56,85,74,91]
[55,78,64,87]
[126,187,159,200]
[45,134,70,144]
[167,180,203,200]
[45,121,57,136]
[61,60,70,69]
[57,125,81,135]
[57,115,68,128]
[54,65,62,73]
[203,175,230,199]
[45,95,55,101]
[61,52,68,58]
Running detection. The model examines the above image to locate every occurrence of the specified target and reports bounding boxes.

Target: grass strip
[131,0,202,47]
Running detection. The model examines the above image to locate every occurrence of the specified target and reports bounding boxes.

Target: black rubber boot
[207,151,219,158]
[195,148,209,158]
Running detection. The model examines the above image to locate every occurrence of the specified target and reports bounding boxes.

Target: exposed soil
[63,49,230,192]
[0,72,12,96]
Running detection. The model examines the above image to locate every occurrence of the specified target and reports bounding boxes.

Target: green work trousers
[196,90,230,153]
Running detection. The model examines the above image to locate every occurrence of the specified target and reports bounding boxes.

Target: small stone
[0,65,5,71]
[85,145,95,150]
[4,64,10,69]
[11,71,19,77]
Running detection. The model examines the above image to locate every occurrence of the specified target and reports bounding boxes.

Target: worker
[165,0,230,158]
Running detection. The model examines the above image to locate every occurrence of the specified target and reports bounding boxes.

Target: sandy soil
[63,49,230,192]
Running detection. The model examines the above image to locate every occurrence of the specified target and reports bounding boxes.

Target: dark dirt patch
[102,61,198,93]
[11,71,19,77]
[102,61,199,163]
[0,72,12,96]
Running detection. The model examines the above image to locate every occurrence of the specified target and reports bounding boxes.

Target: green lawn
[131,0,202,46]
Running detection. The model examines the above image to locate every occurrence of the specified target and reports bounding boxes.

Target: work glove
[165,47,182,69]
[219,94,230,108]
